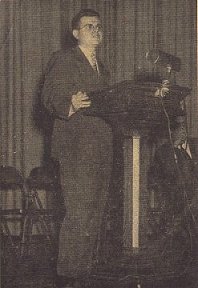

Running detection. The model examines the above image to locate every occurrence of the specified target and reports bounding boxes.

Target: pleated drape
[0,0,61,175]
[0,0,197,176]
[0,1,24,171]
[156,0,197,136]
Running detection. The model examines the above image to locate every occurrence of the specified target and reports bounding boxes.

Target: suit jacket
[42,46,112,163]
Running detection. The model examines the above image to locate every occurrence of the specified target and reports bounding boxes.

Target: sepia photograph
[0,0,197,287]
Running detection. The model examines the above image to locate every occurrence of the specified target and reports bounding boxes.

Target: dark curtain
[156,0,197,136]
[0,0,62,176]
[0,0,197,194]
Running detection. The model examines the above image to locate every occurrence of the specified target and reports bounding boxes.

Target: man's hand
[71,91,91,111]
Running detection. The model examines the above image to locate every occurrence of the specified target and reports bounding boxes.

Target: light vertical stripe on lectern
[132,136,140,248]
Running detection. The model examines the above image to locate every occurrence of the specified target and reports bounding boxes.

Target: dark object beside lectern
[84,81,193,287]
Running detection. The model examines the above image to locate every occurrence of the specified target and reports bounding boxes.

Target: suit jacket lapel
[72,46,91,67]
[72,46,108,80]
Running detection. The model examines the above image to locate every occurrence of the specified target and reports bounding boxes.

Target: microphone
[146,49,181,72]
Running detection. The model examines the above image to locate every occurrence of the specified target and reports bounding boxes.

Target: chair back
[0,166,25,236]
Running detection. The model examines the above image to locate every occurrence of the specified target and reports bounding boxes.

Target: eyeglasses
[79,24,103,32]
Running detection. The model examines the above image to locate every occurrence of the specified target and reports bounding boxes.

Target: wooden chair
[21,162,65,259]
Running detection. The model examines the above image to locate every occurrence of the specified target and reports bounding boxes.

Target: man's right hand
[71,91,91,112]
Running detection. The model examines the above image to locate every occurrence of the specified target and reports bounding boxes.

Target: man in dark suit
[41,9,113,287]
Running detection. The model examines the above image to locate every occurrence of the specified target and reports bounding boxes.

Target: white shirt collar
[177,140,192,159]
[78,45,99,73]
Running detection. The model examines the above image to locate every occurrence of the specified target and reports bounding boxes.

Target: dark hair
[71,9,100,30]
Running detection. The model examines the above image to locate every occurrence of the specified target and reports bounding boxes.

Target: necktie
[90,53,98,72]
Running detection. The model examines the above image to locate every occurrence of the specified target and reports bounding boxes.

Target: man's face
[73,16,103,48]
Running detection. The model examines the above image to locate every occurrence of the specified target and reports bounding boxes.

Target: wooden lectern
[85,80,191,287]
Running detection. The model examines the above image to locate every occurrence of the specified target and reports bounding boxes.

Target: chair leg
[20,214,33,256]
[21,215,28,256]
[32,190,55,246]
[33,189,45,210]
[1,220,19,258]
[37,214,54,248]
[1,221,14,247]
[21,188,56,257]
